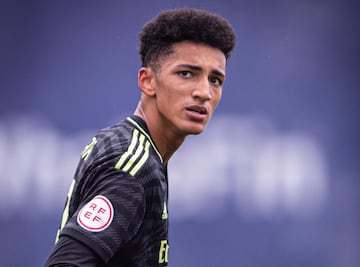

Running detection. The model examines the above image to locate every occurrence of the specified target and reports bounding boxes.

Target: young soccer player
[44,7,236,267]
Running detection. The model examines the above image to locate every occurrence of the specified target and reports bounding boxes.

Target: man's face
[153,41,226,136]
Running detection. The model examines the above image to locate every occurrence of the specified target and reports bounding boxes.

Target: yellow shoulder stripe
[115,129,150,176]
[126,117,163,163]
[81,137,97,161]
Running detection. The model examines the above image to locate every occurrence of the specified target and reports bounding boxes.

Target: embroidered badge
[77,195,114,232]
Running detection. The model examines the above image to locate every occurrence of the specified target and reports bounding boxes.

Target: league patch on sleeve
[77,195,114,232]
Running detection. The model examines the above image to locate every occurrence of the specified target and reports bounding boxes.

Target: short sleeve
[60,169,145,262]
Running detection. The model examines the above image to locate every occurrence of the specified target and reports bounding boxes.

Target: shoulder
[80,117,135,165]
[114,116,164,179]
[76,116,164,188]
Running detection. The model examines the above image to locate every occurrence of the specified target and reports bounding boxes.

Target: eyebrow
[176,64,225,78]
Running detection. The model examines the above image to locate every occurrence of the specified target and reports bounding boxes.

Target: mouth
[185,105,208,115]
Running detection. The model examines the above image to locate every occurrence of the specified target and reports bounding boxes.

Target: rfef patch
[77,195,114,232]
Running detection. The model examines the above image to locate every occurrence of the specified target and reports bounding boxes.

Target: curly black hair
[138,8,236,70]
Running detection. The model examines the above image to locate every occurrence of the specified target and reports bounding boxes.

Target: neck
[134,101,186,164]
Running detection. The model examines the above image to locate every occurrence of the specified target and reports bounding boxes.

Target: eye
[178,71,192,78]
[210,76,223,86]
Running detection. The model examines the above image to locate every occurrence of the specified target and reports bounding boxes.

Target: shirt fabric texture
[45,115,169,267]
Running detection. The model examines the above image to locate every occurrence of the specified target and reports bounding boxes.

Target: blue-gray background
[1,0,359,266]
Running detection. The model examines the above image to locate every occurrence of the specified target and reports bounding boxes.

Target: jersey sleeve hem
[60,227,112,262]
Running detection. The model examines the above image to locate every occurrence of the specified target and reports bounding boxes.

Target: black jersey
[46,115,169,267]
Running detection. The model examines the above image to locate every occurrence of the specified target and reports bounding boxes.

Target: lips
[185,105,208,115]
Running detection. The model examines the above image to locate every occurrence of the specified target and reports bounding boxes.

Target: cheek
[158,83,186,104]
[211,90,222,109]
[156,85,183,113]
[158,89,180,107]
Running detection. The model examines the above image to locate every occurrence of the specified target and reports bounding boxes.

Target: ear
[138,67,156,96]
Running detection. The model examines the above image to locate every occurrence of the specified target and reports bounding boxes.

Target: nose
[192,77,212,101]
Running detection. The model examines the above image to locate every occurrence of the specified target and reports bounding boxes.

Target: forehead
[162,41,226,72]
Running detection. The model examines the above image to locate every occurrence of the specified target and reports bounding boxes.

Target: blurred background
[1,0,359,266]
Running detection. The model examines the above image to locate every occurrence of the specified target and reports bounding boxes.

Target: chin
[178,119,209,136]
[184,125,206,136]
